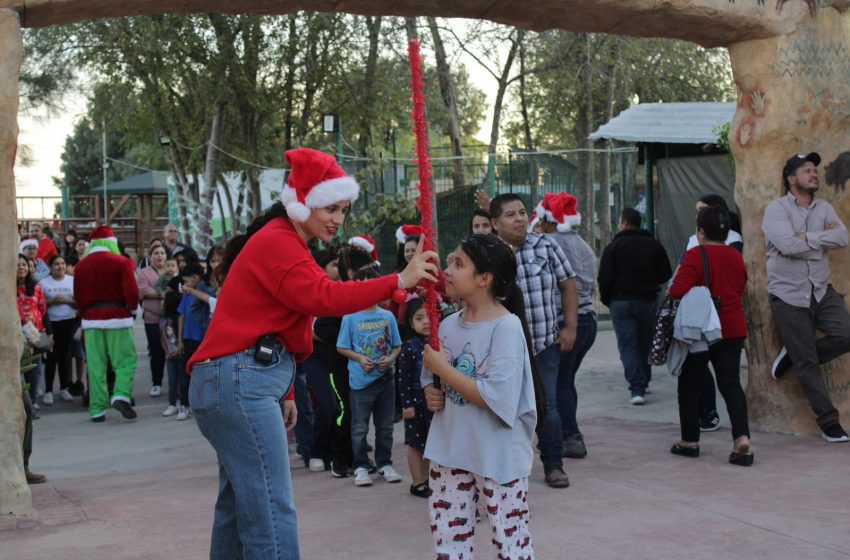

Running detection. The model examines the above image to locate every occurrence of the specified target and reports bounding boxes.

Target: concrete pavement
[2,322,849,559]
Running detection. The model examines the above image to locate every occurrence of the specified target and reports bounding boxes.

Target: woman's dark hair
[48,254,65,267]
[394,236,420,273]
[178,247,200,265]
[353,267,380,282]
[148,237,164,251]
[405,296,426,328]
[337,244,374,282]
[459,234,547,433]
[217,202,288,285]
[698,194,741,234]
[203,245,224,284]
[467,209,491,237]
[65,255,79,267]
[697,206,731,243]
[18,254,36,296]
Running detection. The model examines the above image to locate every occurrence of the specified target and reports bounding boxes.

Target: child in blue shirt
[177,263,205,421]
[337,268,403,487]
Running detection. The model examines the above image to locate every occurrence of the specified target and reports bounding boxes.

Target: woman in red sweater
[187,148,438,560]
[668,206,753,467]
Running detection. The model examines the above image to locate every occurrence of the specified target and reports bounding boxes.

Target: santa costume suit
[187,148,416,560]
[73,226,139,420]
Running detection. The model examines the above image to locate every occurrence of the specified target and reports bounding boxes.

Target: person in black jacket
[598,208,672,405]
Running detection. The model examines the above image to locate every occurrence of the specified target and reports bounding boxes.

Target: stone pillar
[729,5,850,434]
[0,8,30,515]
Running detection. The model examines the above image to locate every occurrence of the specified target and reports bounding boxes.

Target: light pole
[322,113,341,163]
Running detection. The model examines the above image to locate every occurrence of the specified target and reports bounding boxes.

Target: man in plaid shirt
[490,193,578,489]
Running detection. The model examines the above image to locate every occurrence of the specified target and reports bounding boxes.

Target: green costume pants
[85,328,137,418]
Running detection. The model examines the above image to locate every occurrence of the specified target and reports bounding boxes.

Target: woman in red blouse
[17,254,50,405]
[187,149,438,560]
[668,207,753,466]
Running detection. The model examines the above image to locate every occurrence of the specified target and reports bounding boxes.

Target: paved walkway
[2,323,849,559]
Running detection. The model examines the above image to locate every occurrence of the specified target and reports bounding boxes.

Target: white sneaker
[162,405,178,417]
[630,395,646,405]
[353,467,373,486]
[43,392,54,406]
[59,389,74,402]
[308,459,325,472]
[377,465,403,483]
[150,385,162,398]
[176,406,189,421]
[33,402,40,412]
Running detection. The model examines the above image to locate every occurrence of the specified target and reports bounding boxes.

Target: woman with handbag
[668,207,753,466]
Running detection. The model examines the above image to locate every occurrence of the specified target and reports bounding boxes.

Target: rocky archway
[3,0,850,515]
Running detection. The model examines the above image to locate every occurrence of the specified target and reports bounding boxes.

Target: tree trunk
[283,14,297,151]
[357,16,382,161]
[427,17,465,190]
[488,30,524,162]
[220,172,239,234]
[167,143,193,246]
[599,41,619,249]
[576,34,596,250]
[518,40,539,208]
[197,99,226,253]
[0,8,31,516]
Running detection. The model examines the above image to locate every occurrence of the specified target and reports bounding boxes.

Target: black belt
[88,301,127,309]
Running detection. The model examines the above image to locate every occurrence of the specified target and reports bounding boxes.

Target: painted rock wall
[730,7,850,433]
[0,8,30,516]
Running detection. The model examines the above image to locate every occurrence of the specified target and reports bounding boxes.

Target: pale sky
[14,18,503,219]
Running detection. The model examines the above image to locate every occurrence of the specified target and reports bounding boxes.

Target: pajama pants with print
[429,463,534,560]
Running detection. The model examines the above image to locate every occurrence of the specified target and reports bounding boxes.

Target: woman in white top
[39,255,77,404]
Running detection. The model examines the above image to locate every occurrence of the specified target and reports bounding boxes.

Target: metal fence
[342,147,641,272]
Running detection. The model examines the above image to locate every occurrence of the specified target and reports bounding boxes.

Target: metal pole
[336,117,343,164]
[643,144,654,236]
[392,129,398,193]
[102,118,108,225]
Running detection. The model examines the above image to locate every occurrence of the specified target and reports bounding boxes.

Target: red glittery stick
[407,38,440,350]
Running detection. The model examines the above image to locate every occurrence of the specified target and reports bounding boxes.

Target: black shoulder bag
[699,246,723,312]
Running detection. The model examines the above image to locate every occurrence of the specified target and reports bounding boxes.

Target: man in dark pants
[491,193,578,488]
[22,389,46,484]
[763,152,850,443]
[598,208,672,405]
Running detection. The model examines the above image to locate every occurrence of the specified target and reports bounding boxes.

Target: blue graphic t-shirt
[421,312,537,483]
[337,307,402,390]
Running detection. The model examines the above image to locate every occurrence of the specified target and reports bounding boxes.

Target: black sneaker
[700,410,721,432]
[91,415,105,423]
[331,462,352,478]
[772,346,792,379]
[821,424,850,443]
[112,400,138,420]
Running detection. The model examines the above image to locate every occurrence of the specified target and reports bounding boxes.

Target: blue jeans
[350,374,395,470]
[303,352,340,462]
[190,345,298,560]
[557,314,598,438]
[610,300,656,397]
[165,357,181,406]
[535,343,564,468]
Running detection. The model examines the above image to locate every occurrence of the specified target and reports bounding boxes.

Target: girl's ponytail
[217,202,288,285]
[503,283,548,436]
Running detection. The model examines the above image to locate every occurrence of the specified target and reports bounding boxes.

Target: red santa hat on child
[395,224,423,245]
[348,234,380,264]
[19,238,38,252]
[280,148,361,222]
[529,193,582,232]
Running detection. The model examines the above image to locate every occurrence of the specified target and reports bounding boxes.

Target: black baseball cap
[783,152,821,188]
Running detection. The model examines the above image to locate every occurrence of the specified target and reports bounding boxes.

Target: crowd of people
[15,149,850,559]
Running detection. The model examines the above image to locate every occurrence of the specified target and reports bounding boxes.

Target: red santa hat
[19,238,38,252]
[395,224,423,245]
[280,148,360,222]
[348,234,380,264]
[530,193,582,232]
[89,225,117,242]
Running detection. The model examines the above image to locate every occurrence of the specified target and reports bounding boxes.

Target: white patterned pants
[429,463,534,560]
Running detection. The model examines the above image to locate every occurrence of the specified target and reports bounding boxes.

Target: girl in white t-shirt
[422,234,544,560]
[39,255,77,404]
